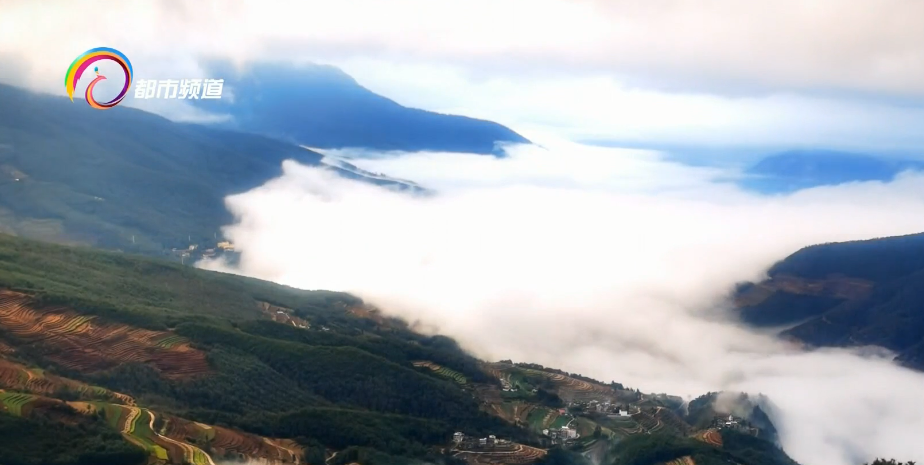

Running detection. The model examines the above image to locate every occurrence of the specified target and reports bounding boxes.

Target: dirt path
[122,407,140,434]
[148,410,216,465]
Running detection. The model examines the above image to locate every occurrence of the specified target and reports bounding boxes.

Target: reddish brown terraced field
[0,340,14,354]
[455,444,546,464]
[663,456,696,465]
[163,415,303,463]
[0,290,209,379]
[693,429,723,447]
[0,356,134,405]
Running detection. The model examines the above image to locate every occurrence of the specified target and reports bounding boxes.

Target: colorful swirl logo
[64,47,133,110]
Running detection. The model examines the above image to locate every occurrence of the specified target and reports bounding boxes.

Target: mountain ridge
[190,62,530,155]
[0,83,421,256]
[741,150,924,194]
[735,232,924,370]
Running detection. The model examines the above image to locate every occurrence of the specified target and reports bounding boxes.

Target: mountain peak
[193,61,529,155]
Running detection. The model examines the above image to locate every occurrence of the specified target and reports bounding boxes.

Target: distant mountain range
[0,83,418,253]
[736,232,924,370]
[190,62,530,155]
[740,150,924,194]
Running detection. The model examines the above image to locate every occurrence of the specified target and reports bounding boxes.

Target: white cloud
[199,140,924,465]
[3,0,923,97]
[3,0,924,150]
[330,74,924,152]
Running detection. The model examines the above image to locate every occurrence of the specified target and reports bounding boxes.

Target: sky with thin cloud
[2,0,924,151]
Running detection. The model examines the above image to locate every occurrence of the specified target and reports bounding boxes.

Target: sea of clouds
[199,137,924,465]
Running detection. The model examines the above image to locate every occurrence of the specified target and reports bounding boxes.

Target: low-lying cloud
[200,140,924,465]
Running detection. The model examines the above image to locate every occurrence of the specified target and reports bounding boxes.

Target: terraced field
[573,417,614,439]
[0,340,14,354]
[65,401,304,465]
[412,361,468,385]
[523,406,570,433]
[0,389,37,416]
[610,420,644,436]
[632,411,663,433]
[526,407,552,431]
[693,429,723,447]
[162,414,303,463]
[653,407,692,435]
[260,301,310,329]
[454,443,547,464]
[0,356,134,405]
[0,290,209,378]
[484,363,613,400]
[663,456,696,465]
[85,402,216,465]
[487,400,543,429]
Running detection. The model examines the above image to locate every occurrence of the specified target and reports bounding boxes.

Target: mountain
[0,233,801,465]
[0,83,418,255]
[740,150,924,194]
[735,232,924,370]
[190,62,530,155]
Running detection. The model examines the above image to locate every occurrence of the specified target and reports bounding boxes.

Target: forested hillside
[0,233,517,464]
[736,232,924,370]
[0,233,806,465]
[0,84,416,255]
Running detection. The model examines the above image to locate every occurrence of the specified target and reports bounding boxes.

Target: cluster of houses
[500,378,514,391]
[500,377,537,394]
[711,414,757,435]
[542,426,578,445]
[168,241,236,263]
[571,400,632,418]
[453,432,512,450]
